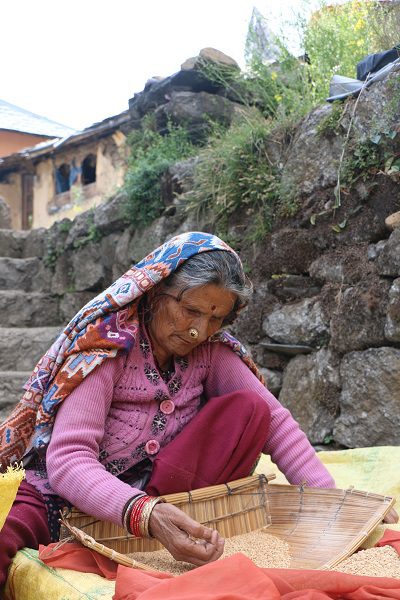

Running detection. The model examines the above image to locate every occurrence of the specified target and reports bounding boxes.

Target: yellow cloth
[257,446,400,547]
[4,548,115,600]
[4,446,400,600]
[0,465,24,531]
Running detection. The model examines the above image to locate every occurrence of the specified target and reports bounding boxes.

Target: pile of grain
[130,529,290,575]
[333,546,400,579]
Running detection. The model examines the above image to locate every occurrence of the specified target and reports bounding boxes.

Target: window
[81,153,96,185]
[55,163,71,193]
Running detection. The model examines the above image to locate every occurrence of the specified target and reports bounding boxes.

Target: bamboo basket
[60,474,273,554]
[266,483,395,570]
[59,477,394,571]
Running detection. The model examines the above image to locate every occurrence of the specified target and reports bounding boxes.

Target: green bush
[183,116,284,239]
[123,121,195,227]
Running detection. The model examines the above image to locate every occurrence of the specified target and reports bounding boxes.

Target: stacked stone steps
[0,232,64,421]
[0,326,62,421]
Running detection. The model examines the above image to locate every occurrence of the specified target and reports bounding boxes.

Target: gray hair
[162,250,253,324]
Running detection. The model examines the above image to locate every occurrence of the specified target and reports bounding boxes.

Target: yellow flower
[271,71,278,81]
[356,39,364,47]
[354,18,365,31]
[274,94,282,102]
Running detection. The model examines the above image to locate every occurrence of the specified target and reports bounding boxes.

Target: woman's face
[148,283,236,364]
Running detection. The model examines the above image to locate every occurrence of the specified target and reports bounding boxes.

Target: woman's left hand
[383,507,399,524]
[149,502,224,565]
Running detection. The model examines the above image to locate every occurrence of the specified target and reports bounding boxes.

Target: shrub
[123,120,195,227]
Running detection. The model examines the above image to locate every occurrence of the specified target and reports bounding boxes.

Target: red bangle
[129,495,163,537]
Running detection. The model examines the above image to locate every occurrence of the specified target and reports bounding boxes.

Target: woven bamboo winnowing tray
[60,474,273,555]
[266,483,394,570]
[60,476,394,571]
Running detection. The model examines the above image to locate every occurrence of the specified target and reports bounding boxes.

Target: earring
[189,328,199,339]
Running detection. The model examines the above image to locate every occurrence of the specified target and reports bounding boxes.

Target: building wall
[31,132,127,229]
[0,130,51,158]
[0,172,22,228]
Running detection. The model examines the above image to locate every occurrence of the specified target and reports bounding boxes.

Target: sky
[0,0,320,131]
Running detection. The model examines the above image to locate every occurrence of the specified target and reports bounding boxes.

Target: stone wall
[0,53,400,449]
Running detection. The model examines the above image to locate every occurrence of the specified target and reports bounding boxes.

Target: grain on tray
[129,528,291,575]
[332,546,400,579]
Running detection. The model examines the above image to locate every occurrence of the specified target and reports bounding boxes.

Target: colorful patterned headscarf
[0,232,263,470]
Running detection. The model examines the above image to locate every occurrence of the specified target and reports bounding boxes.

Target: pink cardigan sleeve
[46,354,141,527]
[204,343,335,488]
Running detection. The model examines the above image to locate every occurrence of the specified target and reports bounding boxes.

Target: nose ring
[189,327,199,339]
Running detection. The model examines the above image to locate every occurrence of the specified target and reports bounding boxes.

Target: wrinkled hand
[383,507,399,524]
[149,502,224,566]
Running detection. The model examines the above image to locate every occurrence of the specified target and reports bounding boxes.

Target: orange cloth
[39,542,118,580]
[39,544,400,600]
[375,529,400,555]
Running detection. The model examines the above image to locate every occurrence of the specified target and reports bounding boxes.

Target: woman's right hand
[149,502,224,566]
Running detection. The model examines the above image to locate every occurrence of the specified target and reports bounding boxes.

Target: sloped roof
[0,109,131,172]
[0,99,76,137]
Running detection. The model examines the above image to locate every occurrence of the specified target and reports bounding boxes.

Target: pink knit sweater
[26,323,334,527]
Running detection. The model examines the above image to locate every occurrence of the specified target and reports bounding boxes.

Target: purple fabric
[0,481,50,586]
[146,389,271,495]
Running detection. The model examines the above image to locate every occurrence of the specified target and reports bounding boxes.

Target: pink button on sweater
[26,323,335,528]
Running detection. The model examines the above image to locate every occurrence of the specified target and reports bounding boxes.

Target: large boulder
[278,348,341,444]
[376,227,400,277]
[263,297,330,346]
[154,91,244,142]
[334,347,400,447]
[329,277,390,354]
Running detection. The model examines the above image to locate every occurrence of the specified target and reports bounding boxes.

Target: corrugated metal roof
[0,99,76,137]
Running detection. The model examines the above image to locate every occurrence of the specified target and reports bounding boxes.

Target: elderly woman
[0,231,336,582]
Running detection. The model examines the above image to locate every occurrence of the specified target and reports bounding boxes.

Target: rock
[0,229,27,258]
[0,197,12,229]
[0,327,60,371]
[130,70,221,117]
[279,349,341,444]
[234,282,278,345]
[258,367,283,396]
[128,216,184,266]
[161,157,199,205]
[309,245,372,284]
[385,210,400,230]
[367,240,386,261]
[376,227,400,276]
[71,242,106,292]
[263,298,330,346]
[0,257,52,292]
[181,48,240,71]
[0,372,32,421]
[329,278,390,354]
[113,227,134,279]
[385,278,400,342]
[333,347,400,447]
[260,342,313,355]
[0,291,60,327]
[52,254,73,296]
[22,227,47,258]
[98,233,120,272]
[280,104,343,198]
[154,91,240,142]
[267,274,321,301]
[93,192,129,236]
[59,292,96,322]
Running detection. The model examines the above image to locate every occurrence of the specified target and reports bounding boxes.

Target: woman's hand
[383,507,399,524]
[149,502,224,565]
